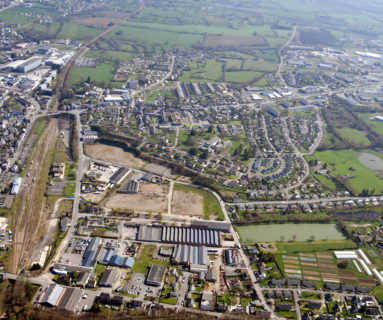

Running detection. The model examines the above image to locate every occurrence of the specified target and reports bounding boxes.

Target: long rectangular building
[137,225,221,247]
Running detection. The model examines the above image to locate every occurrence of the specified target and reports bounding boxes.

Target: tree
[337,260,349,269]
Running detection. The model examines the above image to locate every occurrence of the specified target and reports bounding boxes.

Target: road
[276,25,297,87]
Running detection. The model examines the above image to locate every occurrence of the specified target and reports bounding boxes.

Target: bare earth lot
[84,143,146,168]
[106,183,168,213]
[172,190,204,216]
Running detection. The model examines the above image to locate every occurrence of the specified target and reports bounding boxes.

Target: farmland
[337,128,370,146]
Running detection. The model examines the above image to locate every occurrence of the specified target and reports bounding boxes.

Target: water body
[237,223,345,243]
[358,152,383,170]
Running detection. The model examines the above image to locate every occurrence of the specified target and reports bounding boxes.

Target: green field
[110,24,204,48]
[133,244,168,274]
[69,63,115,86]
[173,184,224,220]
[225,71,263,83]
[337,128,370,146]
[84,50,133,61]
[57,22,102,40]
[307,149,383,194]
[358,113,383,136]
[180,59,224,82]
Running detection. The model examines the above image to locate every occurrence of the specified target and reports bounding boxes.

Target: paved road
[276,25,297,86]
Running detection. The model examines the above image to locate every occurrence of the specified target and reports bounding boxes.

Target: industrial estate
[2,0,383,319]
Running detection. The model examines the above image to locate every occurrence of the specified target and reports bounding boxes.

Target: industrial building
[16,56,42,73]
[117,179,139,194]
[110,167,130,184]
[39,284,83,312]
[146,264,166,287]
[172,244,208,266]
[10,177,22,195]
[191,221,231,233]
[82,237,102,267]
[99,268,119,287]
[225,249,239,266]
[102,248,135,268]
[137,225,221,247]
[82,129,98,142]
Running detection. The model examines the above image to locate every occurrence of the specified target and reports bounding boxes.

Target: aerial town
[2,0,383,319]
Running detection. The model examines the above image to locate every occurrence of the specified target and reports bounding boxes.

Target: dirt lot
[106,183,168,213]
[84,143,146,168]
[172,190,204,216]
[203,35,266,47]
[144,163,172,177]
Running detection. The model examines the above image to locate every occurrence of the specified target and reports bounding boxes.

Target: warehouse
[137,225,221,247]
[10,177,22,195]
[16,56,42,73]
[172,244,208,266]
[225,249,239,266]
[137,225,163,242]
[191,221,231,233]
[82,237,102,267]
[161,226,221,247]
[146,264,166,287]
[39,284,83,312]
[117,179,140,194]
[110,167,130,184]
[99,268,119,287]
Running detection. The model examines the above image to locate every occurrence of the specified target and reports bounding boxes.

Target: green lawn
[69,63,115,86]
[337,128,370,146]
[95,263,106,278]
[307,149,383,194]
[173,184,224,220]
[65,183,76,197]
[133,244,168,274]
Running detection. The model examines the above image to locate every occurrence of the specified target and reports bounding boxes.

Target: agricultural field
[307,150,383,194]
[57,22,102,41]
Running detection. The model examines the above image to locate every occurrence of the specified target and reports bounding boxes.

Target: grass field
[69,63,115,86]
[133,244,168,274]
[307,150,383,194]
[57,22,102,40]
[358,113,383,136]
[225,71,263,83]
[180,59,223,82]
[65,183,76,197]
[173,184,224,220]
[337,128,370,146]
[84,49,133,61]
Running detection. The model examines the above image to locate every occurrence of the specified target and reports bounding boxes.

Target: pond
[358,152,383,170]
[236,223,345,243]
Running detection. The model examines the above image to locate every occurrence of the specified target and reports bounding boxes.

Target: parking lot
[60,237,90,266]
[124,272,161,299]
